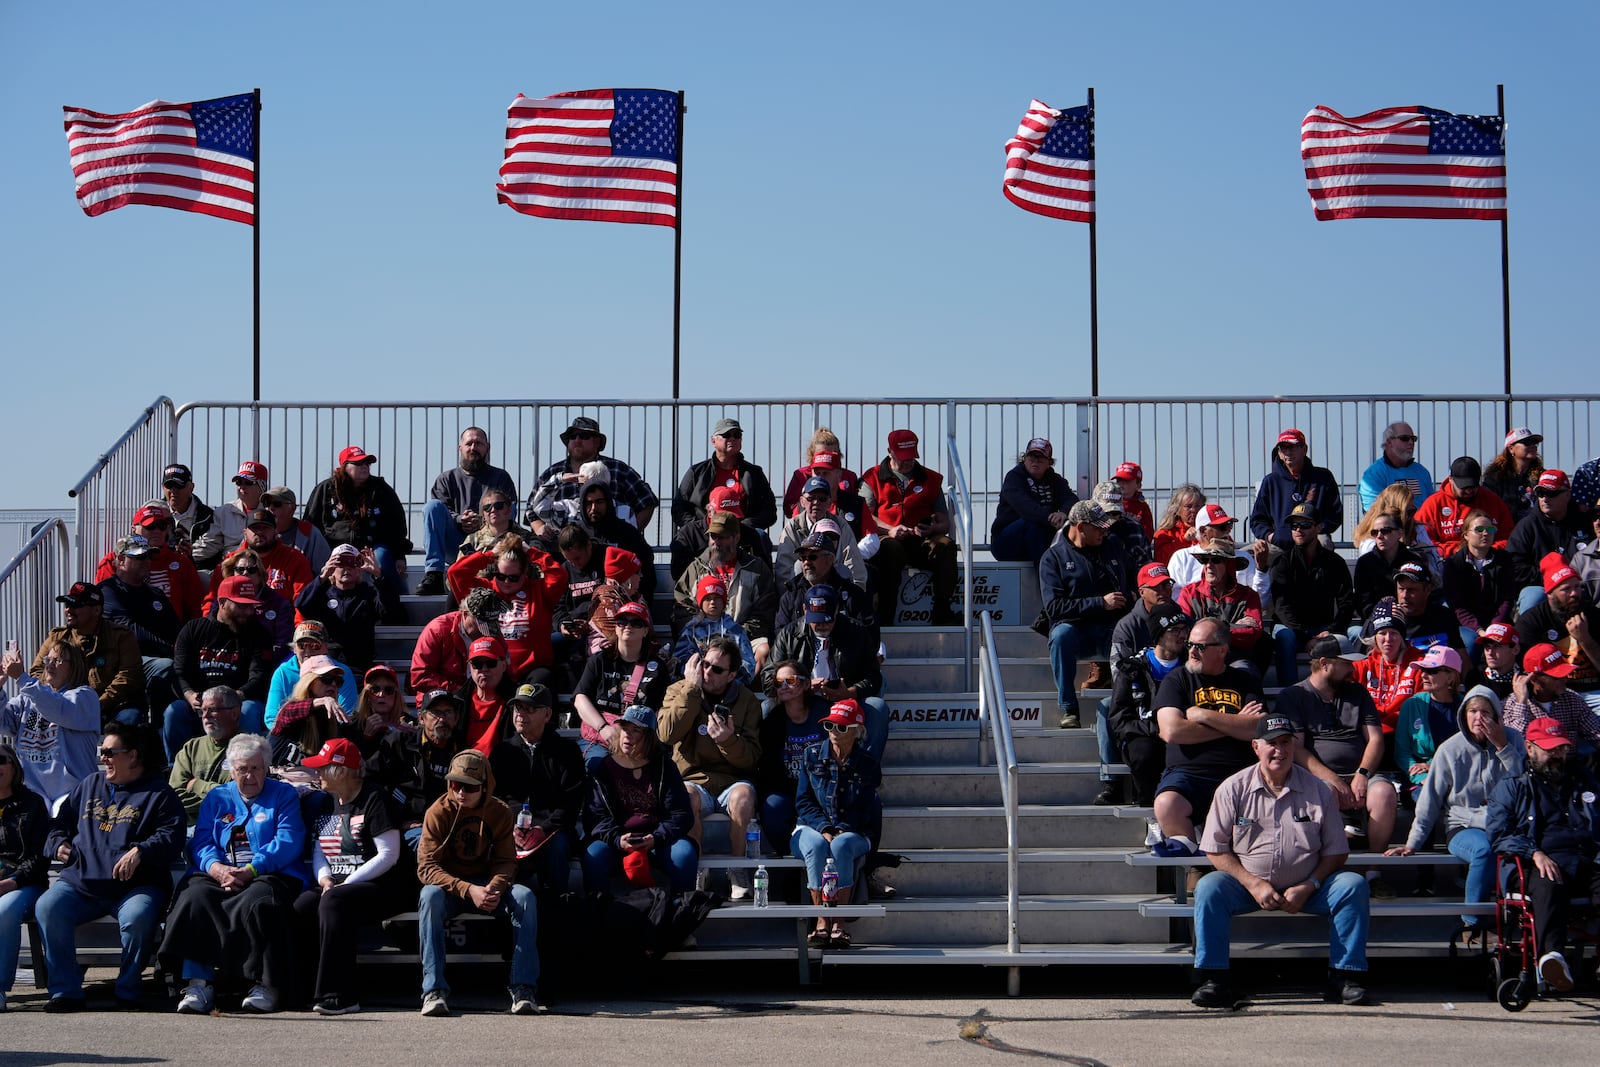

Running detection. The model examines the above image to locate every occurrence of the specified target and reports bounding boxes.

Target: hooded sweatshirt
[47,767,186,903]
[415,749,517,900]
[1248,450,1343,548]
[1415,482,1513,558]
[1,678,101,814]
[1405,686,1525,848]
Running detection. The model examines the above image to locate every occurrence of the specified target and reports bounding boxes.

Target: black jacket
[97,575,180,657]
[1441,547,1517,631]
[0,784,50,889]
[1269,543,1353,632]
[294,575,384,673]
[304,474,412,552]
[584,753,695,849]
[1506,508,1586,587]
[369,728,464,823]
[1039,534,1134,627]
[489,722,586,837]
[172,615,274,701]
[775,569,875,638]
[1353,546,1423,625]
[764,616,882,699]
[673,456,778,531]
[990,462,1078,542]
[1108,650,1174,744]
[670,516,769,582]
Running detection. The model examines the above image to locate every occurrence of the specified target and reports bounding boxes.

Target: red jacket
[447,548,568,679]
[1353,647,1423,733]
[1123,494,1155,542]
[1176,579,1264,654]
[1152,522,1192,567]
[411,611,471,700]
[202,542,313,615]
[96,546,203,622]
[1414,482,1512,558]
[861,460,944,530]
[782,464,861,518]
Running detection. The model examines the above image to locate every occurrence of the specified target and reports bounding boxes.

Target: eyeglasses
[776,677,801,687]
[367,685,397,695]
[469,658,500,669]
[1288,521,1316,531]
[1371,526,1399,535]
[614,618,648,630]
[1186,641,1224,653]
[703,662,731,675]
[232,565,260,575]
[494,571,524,583]
[1536,489,1567,499]
[821,721,854,733]
[1393,435,1419,443]
[447,781,483,794]
[482,500,511,512]
[99,747,133,760]
[1470,524,1497,534]
[268,500,294,508]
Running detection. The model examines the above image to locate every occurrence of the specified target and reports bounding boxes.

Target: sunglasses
[1536,488,1567,498]
[494,571,524,583]
[716,431,743,440]
[821,720,855,733]
[139,520,171,530]
[703,662,731,676]
[99,747,133,760]
[776,677,801,687]
[1288,521,1316,531]
[1371,526,1399,535]
[1186,641,1225,653]
[1470,524,1497,534]
[569,431,599,440]
[447,780,483,794]
[469,658,500,669]
[233,565,260,575]
[40,658,68,670]
[797,552,821,562]
[614,618,648,630]
[367,685,398,695]
[483,500,511,512]
[1393,435,1419,443]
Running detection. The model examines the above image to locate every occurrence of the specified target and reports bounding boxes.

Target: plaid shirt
[1502,691,1600,744]
[528,456,659,529]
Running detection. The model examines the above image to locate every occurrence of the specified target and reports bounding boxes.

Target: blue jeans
[0,883,44,994]
[164,698,265,760]
[1517,585,1546,616]
[1458,627,1481,661]
[422,499,466,574]
[581,837,700,894]
[35,880,165,1001]
[1273,624,1304,687]
[759,793,797,852]
[1193,868,1369,972]
[990,518,1053,565]
[142,656,178,714]
[417,881,539,998]
[373,544,406,595]
[861,696,890,763]
[791,826,872,890]
[1048,621,1111,714]
[1447,828,1493,929]
[1094,696,1117,779]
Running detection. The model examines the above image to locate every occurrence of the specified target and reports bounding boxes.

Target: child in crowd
[673,575,756,684]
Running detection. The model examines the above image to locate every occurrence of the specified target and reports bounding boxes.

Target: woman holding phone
[580,706,698,893]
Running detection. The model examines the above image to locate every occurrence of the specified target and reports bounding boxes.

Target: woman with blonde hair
[1152,484,1206,566]
[270,656,347,766]
[782,426,861,518]
[447,533,567,686]
[350,664,410,758]
[1,637,99,813]
[1355,482,1441,580]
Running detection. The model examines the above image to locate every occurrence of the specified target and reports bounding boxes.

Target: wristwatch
[1355,767,1373,779]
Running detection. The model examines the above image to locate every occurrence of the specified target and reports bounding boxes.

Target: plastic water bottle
[753,864,770,908]
[745,826,761,859]
[822,858,839,906]
[516,804,532,833]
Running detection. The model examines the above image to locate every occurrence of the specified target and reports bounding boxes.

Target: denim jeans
[520,830,574,895]
[791,827,871,890]
[36,880,165,1001]
[1193,868,1368,972]
[1458,627,1480,661]
[1447,828,1493,929]
[422,499,466,575]
[0,883,44,994]
[373,544,407,595]
[990,518,1053,565]
[759,793,797,852]
[164,698,265,760]
[1516,584,1546,616]
[1094,696,1117,779]
[142,656,179,714]
[580,837,700,894]
[1048,621,1111,714]
[1272,624,1304,687]
[417,881,539,998]
[861,696,890,763]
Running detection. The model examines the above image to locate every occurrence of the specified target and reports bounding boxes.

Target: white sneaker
[240,984,278,1013]
[176,980,214,1014]
[421,990,450,1017]
[728,884,752,901]
[1539,951,1574,992]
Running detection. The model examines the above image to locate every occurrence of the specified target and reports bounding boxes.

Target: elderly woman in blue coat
[792,698,881,949]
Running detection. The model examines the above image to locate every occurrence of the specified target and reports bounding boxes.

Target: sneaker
[415,570,446,596]
[1057,708,1081,729]
[728,884,753,901]
[240,984,278,1014]
[1324,970,1370,1005]
[509,985,538,1015]
[1144,820,1162,848]
[312,994,362,1016]
[1365,874,1396,899]
[1539,951,1574,993]
[1191,976,1240,1009]
[176,981,214,1015]
[44,995,87,1013]
[1094,779,1125,806]
[421,990,450,1017]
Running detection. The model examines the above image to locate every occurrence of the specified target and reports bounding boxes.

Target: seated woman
[270,655,348,769]
[458,486,532,559]
[1151,483,1205,567]
[1395,645,1465,801]
[1349,509,1423,637]
[572,600,675,765]
[163,733,310,1014]
[447,533,567,687]
[1,638,100,814]
[349,664,411,759]
[989,439,1078,564]
[791,699,882,949]
[1354,483,1441,583]
[781,427,860,519]
[0,741,50,1013]
[1387,686,1524,945]
[756,660,827,850]
[292,737,411,1016]
[1440,508,1515,657]
[303,445,412,598]
[580,706,698,894]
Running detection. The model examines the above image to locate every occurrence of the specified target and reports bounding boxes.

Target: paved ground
[3,964,1597,1065]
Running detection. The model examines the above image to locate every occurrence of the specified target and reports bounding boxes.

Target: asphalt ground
[2,958,1596,1066]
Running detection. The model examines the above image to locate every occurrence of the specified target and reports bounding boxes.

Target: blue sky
[2,2,1594,507]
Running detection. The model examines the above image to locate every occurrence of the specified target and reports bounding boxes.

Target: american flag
[1003,99,1094,223]
[497,89,679,228]
[62,94,256,226]
[1301,105,1506,221]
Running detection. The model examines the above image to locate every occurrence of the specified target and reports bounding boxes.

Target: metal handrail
[976,611,1020,979]
[0,518,73,691]
[67,396,176,575]
[944,403,974,690]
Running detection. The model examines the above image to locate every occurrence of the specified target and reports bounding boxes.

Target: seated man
[1190,714,1369,1009]
[225,507,313,606]
[489,683,585,896]
[1515,555,1600,716]
[1389,560,1463,652]
[658,637,762,896]
[571,476,658,602]
[1249,428,1344,550]
[265,620,359,731]
[416,749,540,1017]
[1166,504,1273,607]
[370,689,465,850]
[1093,480,1151,567]
[161,463,226,571]
[672,416,778,533]
[1507,473,1587,615]
[1467,622,1520,701]
[295,544,386,674]
[766,584,889,761]
[989,438,1077,565]
[528,415,658,542]
[775,528,873,634]
[1502,643,1600,750]
[1107,607,1190,808]
[1269,503,1354,685]
[672,486,768,582]
[37,723,186,1011]
[773,478,868,589]
[1152,618,1266,860]
[1414,456,1512,559]
[410,587,506,701]
[261,485,332,574]
[166,575,274,759]
[97,534,182,718]
[1358,421,1434,512]
[214,460,270,554]
[168,686,246,823]
[1487,718,1600,994]
[860,429,959,627]
[455,636,517,755]
[1277,635,1399,894]
[673,511,779,671]
[35,581,144,726]
[1176,538,1267,679]
[1040,501,1133,729]
[417,426,519,596]
[95,503,204,621]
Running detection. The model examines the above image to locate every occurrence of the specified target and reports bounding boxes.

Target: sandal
[807,929,830,949]
[828,927,852,949]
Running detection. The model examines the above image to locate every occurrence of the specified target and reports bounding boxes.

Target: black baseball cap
[1257,714,1297,740]
[162,463,192,488]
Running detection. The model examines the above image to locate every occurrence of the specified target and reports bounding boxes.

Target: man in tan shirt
[1191,713,1370,1010]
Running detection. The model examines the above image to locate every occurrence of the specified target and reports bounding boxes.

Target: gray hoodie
[1405,685,1525,848]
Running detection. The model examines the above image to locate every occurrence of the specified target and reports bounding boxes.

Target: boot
[1094,778,1126,806]
[1080,661,1112,691]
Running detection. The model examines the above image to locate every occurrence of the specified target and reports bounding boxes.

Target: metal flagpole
[251,87,262,456]
[1497,84,1513,430]
[1086,87,1100,486]
[671,90,685,501]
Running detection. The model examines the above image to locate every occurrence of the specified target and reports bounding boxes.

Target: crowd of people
[4,414,1600,1013]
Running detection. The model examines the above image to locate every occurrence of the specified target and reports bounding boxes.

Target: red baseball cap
[302,737,363,770]
[887,429,919,460]
[133,504,171,526]
[695,574,728,604]
[215,575,261,604]
[1196,504,1233,528]
[1543,556,1579,594]
[468,635,507,662]
[1115,461,1143,481]
[233,460,269,485]
[1478,622,1517,646]
[823,699,865,730]
[1525,717,1573,751]
[1277,428,1307,448]
[810,450,841,471]
[604,546,641,582]
[1137,562,1173,589]
[708,485,745,516]
[1538,469,1570,492]
[614,599,652,623]
[339,446,377,466]
[1523,643,1576,678]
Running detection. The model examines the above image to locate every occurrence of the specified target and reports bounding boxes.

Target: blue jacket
[1249,453,1344,547]
[189,776,312,890]
[1488,767,1600,876]
[673,613,757,685]
[991,462,1079,541]
[46,769,186,904]
[1039,533,1134,627]
[794,741,881,838]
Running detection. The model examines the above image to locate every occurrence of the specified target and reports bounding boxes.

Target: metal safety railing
[0,519,73,698]
[944,405,975,689]
[975,611,1021,989]
[68,396,176,577]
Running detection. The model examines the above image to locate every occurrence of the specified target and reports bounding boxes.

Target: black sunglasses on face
[233,565,260,574]
[1372,526,1399,535]
[1186,641,1224,653]
[368,685,397,695]
[1289,521,1315,530]
[614,618,648,630]
[483,500,511,512]
[494,572,524,583]
[1393,435,1418,443]
[570,431,599,441]
[703,662,731,675]
[469,658,500,669]
[99,747,133,760]
[1536,489,1566,499]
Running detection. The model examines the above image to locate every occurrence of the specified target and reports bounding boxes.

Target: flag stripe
[497,89,679,229]
[1301,103,1505,221]
[63,95,255,225]
[1002,98,1095,224]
